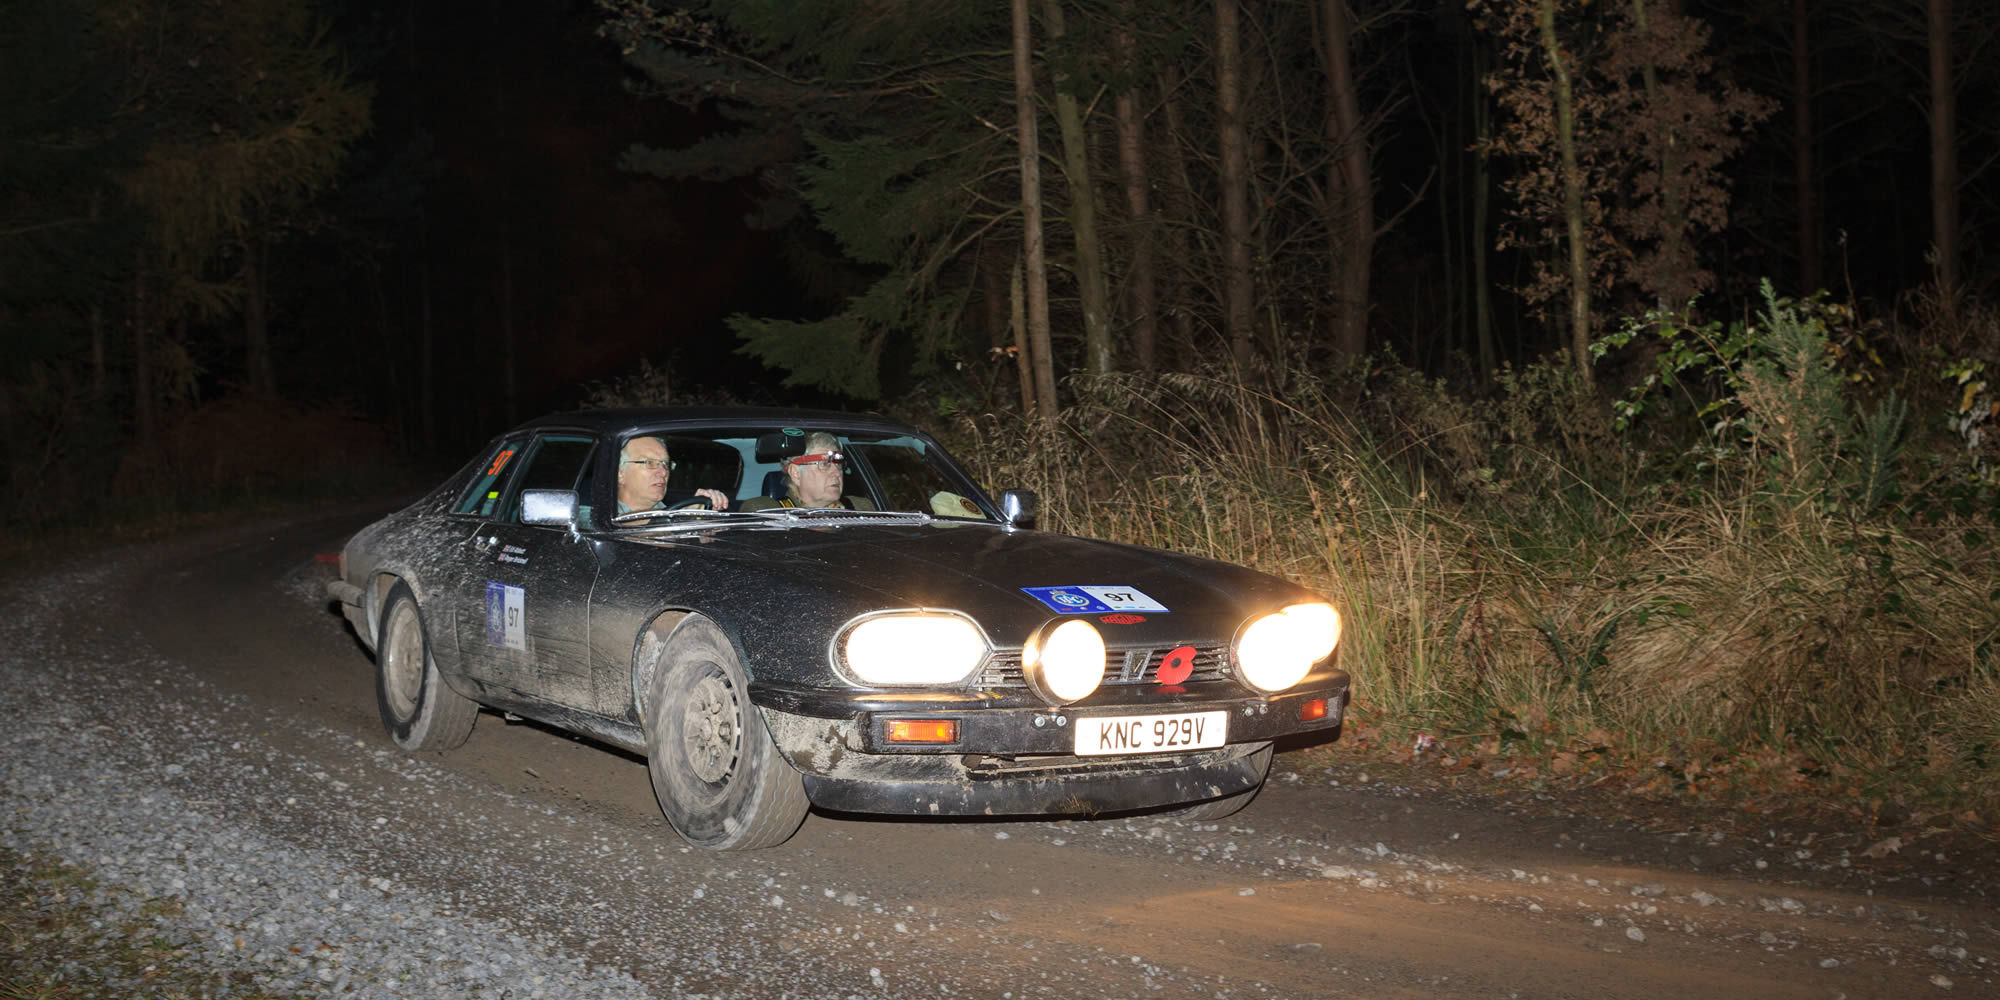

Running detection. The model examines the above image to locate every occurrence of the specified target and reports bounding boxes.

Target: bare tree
[1015,0,1059,419]
[1928,0,1958,312]
[1042,0,1115,375]
[1536,0,1594,375]
[1793,0,1822,294]
[1113,2,1160,370]
[1215,0,1257,374]
[1320,0,1374,359]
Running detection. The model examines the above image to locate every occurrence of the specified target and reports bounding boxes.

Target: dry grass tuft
[940,348,2000,818]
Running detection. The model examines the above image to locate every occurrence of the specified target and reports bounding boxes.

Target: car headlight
[1235,602,1341,693]
[1021,618,1106,705]
[842,612,989,686]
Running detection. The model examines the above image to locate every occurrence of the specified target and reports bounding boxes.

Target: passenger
[741,431,877,511]
[617,436,729,514]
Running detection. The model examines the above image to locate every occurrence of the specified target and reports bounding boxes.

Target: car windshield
[612,425,997,525]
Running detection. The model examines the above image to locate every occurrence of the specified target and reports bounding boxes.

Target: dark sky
[346,0,795,436]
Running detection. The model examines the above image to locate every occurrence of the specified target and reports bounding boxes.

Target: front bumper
[753,671,1347,816]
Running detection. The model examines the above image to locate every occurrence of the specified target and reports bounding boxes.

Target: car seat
[760,469,789,501]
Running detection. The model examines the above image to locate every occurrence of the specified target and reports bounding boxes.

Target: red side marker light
[1299,698,1329,722]
[885,719,959,744]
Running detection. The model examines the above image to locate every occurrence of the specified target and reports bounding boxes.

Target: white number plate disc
[1075,711,1227,756]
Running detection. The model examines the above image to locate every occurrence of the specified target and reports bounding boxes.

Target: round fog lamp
[1021,619,1106,705]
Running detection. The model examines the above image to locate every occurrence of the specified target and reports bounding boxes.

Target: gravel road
[3,511,1995,998]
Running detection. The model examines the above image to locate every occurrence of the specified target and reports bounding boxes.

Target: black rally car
[328,407,1348,849]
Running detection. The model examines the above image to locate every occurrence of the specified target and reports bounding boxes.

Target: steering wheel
[664,496,714,511]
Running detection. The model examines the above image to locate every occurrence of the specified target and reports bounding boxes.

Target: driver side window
[499,435,595,523]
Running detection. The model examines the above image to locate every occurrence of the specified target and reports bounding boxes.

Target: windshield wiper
[775,507,931,521]
[611,507,739,525]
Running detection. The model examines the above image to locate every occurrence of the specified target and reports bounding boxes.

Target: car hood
[620,520,1320,646]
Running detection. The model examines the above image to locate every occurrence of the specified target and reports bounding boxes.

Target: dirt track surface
[16,509,2000,998]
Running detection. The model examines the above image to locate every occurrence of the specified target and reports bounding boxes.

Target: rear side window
[502,435,596,522]
[455,436,530,516]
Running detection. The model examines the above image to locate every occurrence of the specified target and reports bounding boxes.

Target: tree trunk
[1927,0,1958,312]
[1014,0,1058,420]
[409,5,437,451]
[90,189,105,397]
[1628,0,1686,309]
[1538,0,1594,378]
[1791,0,1820,295]
[982,244,1012,358]
[1041,0,1115,376]
[1011,252,1037,416]
[1215,0,1257,375]
[1472,38,1498,383]
[132,266,153,451]
[500,234,517,426]
[492,0,519,426]
[1320,0,1373,360]
[1158,71,1199,365]
[243,235,277,397]
[419,224,436,450]
[1113,3,1159,371]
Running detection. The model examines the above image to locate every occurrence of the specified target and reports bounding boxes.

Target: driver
[741,431,877,511]
[617,435,729,514]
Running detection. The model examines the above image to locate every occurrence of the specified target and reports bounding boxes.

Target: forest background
[4,0,1998,825]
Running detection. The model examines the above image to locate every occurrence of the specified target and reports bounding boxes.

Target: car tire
[1170,744,1274,821]
[375,581,479,752]
[644,614,808,850]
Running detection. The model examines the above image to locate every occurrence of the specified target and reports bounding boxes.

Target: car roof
[508,406,929,440]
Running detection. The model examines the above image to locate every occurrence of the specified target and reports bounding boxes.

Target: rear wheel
[376,582,478,751]
[1170,744,1273,821]
[643,615,808,850]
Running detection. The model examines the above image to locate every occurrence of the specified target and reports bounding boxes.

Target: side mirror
[998,488,1037,528]
[521,489,578,526]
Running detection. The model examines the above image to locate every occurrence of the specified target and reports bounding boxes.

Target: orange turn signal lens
[1298,698,1329,723]
[885,719,959,744]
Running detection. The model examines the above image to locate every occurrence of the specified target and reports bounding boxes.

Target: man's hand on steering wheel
[673,487,730,511]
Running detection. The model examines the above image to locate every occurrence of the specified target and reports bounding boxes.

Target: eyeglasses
[786,451,844,471]
[623,458,675,471]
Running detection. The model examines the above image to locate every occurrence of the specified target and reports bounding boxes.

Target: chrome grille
[975,642,1231,688]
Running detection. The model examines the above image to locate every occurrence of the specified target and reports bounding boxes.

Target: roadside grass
[943,299,2000,830]
[0,844,297,1000]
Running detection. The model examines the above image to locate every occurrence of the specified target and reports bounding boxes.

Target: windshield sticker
[1021,586,1170,614]
[486,448,516,476]
[484,581,526,650]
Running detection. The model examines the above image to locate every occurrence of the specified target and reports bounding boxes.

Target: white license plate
[1075,711,1228,756]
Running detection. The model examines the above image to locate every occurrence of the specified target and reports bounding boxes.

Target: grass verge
[0,844,298,1000]
[937,327,2000,831]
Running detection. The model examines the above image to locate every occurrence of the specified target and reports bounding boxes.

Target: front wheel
[375,581,478,751]
[643,615,808,850]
